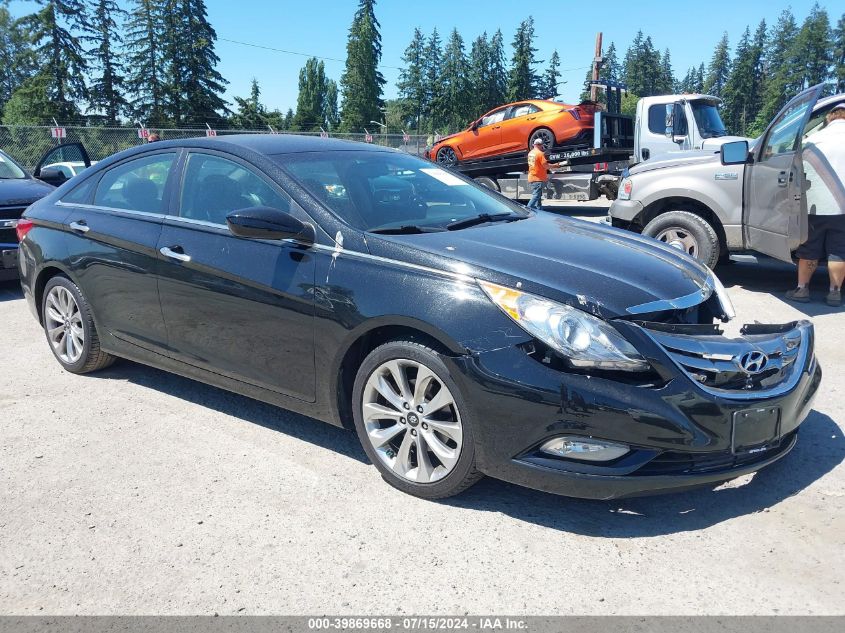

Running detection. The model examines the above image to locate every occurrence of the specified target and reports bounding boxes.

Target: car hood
[0,177,55,206]
[365,212,714,319]
[629,150,719,175]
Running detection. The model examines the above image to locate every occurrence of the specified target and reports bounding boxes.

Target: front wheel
[352,341,482,499]
[436,146,458,167]
[642,210,721,269]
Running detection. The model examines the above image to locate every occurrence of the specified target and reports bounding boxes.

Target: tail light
[593,162,609,172]
[15,218,34,241]
[562,107,582,121]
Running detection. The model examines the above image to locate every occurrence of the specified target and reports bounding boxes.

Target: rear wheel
[436,146,457,167]
[473,176,499,191]
[642,210,721,269]
[528,128,555,151]
[42,276,115,374]
[352,341,482,499]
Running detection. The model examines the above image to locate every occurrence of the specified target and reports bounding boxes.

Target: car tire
[352,340,483,499]
[436,146,458,167]
[41,275,116,374]
[642,210,721,269]
[474,176,499,191]
[528,128,555,151]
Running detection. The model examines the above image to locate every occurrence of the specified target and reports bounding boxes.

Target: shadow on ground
[95,359,842,537]
[0,280,23,303]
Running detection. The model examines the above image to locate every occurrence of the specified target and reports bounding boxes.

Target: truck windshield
[691,102,728,138]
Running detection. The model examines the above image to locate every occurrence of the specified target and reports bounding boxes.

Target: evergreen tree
[540,50,561,99]
[580,41,618,103]
[324,79,339,130]
[703,32,730,97]
[339,0,385,132]
[177,0,229,125]
[20,0,91,121]
[423,28,443,133]
[748,20,768,130]
[284,108,294,130]
[440,28,471,132]
[467,33,490,115]
[125,0,166,125]
[834,13,845,92]
[2,74,55,124]
[397,27,427,131]
[723,27,755,135]
[87,0,128,125]
[487,30,507,107]
[695,63,705,93]
[623,32,662,96]
[752,9,799,135]
[659,48,675,93]
[292,58,330,131]
[230,79,267,129]
[792,3,832,88]
[506,16,540,101]
[0,8,37,115]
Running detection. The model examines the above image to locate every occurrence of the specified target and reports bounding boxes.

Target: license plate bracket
[732,407,780,453]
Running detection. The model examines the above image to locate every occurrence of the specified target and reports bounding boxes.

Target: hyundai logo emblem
[738,351,768,374]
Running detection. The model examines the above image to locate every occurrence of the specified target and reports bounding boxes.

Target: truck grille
[0,206,26,245]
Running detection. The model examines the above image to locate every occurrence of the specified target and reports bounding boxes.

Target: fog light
[540,436,629,462]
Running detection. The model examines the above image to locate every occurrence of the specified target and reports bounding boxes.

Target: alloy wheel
[361,359,463,484]
[529,129,555,151]
[436,147,457,167]
[45,286,84,364]
[656,227,700,259]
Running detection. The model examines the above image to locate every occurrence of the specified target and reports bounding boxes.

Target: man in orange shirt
[526,137,560,210]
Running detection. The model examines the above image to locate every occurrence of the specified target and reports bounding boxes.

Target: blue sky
[6,0,838,114]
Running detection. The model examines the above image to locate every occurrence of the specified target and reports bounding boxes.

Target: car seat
[123,177,160,213]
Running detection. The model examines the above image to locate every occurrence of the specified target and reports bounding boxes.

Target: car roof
[148,133,394,156]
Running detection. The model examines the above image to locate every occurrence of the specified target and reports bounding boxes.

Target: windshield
[691,102,727,138]
[0,150,27,179]
[276,150,527,232]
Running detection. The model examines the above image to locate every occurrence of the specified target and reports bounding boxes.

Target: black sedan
[17,135,821,499]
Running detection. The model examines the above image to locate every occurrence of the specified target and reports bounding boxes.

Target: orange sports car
[428,100,599,166]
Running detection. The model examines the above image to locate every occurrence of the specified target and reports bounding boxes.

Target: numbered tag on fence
[320,131,328,139]
[205,129,217,137]
[138,128,150,140]
[50,127,66,139]
[403,133,410,144]
[365,133,373,143]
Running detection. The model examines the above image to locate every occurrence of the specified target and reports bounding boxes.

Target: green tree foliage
[834,13,845,91]
[751,9,800,135]
[507,16,540,101]
[125,0,166,125]
[620,91,639,116]
[20,0,91,121]
[723,27,757,135]
[324,79,339,130]
[423,28,443,133]
[623,32,662,96]
[440,28,471,131]
[339,0,385,132]
[87,0,128,125]
[580,41,619,103]
[467,33,491,116]
[230,78,267,129]
[487,30,508,107]
[659,48,675,93]
[793,3,832,88]
[0,7,37,116]
[2,73,56,124]
[703,32,731,97]
[540,50,561,99]
[292,58,334,131]
[397,27,426,130]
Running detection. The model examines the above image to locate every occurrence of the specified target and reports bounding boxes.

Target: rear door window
[93,153,176,214]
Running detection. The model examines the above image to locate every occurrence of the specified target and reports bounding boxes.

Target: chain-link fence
[0,125,430,170]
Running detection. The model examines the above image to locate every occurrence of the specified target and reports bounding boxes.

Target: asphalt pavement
[1,202,843,615]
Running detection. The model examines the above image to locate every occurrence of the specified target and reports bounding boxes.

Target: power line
[218,37,404,71]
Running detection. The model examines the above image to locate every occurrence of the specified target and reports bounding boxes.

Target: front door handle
[777,171,789,186]
[160,245,191,262]
[69,220,89,233]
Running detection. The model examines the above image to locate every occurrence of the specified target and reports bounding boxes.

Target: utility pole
[590,32,604,102]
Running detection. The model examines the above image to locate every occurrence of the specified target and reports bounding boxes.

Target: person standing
[786,104,845,307]
[527,138,560,210]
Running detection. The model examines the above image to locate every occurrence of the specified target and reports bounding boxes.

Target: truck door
[744,85,822,263]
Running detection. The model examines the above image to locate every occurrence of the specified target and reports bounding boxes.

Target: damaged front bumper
[446,319,820,500]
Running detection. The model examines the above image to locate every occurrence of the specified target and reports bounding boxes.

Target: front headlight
[479,280,650,372]
[618,177,633,200]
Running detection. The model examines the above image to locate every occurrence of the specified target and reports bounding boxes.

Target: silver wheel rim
[45,286,84,364]
[531,129,554,150]
[437,147,457,166]
[362,359,463,484]
[656,227,699,258]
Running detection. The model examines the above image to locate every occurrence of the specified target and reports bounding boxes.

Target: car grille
[642,322,805,394]
[0,206,26,245]
[633,430,796,476]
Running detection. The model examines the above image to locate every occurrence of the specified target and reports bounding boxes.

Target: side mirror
[720,140,749,165]
[37,167,67,186]
[470,120,479,131]
[226,206,315,243]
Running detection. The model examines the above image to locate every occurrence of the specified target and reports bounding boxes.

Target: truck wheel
[642,211,720,269]
[528,128,555,151]
[474,176,499,191]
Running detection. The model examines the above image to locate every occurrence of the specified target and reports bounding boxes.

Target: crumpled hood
[0,177,54,206]
[366,212,713,319]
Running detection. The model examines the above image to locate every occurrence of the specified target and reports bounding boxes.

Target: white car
[41,161,97,180]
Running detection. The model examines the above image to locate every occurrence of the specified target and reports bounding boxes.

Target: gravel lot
[1,202,843,615]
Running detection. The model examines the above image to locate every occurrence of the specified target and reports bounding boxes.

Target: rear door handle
[160,245,191,262]
[69,220,89,233]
